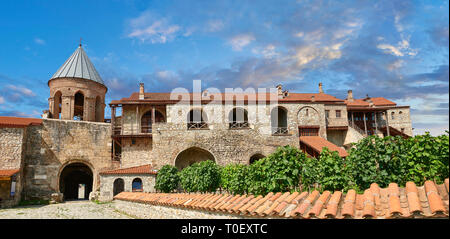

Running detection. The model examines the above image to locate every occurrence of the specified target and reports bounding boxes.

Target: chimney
[319,83,323,93]
[139,83,145,100]
[347,90,353,102]
[276,84,283,98]
[311,95,315,102]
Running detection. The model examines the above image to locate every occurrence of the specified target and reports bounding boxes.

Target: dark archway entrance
[59,163,93,200]
[113,178,124,196]
[175,147,215,170]
[249,154,265,164]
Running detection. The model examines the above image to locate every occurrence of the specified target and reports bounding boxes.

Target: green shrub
[221,164,249,195]
[316,148,355,192]
[155,165,180,193]
[247,145,305,195]
[402,131,449,185]
[179,160,221,193]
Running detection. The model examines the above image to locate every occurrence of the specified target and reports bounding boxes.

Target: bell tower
[47,43,107,122]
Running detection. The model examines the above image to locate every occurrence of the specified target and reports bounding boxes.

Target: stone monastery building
[0,44,412,207]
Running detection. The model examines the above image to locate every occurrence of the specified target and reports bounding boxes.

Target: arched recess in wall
[297,106,320,126]
[141,110,165,133]
[74,91,85,120]
[95,96,102,122]
[174,147,215,170]
[249,153,265,164]
[270,106,288,134]
[113,178,124,196]
[53,91,62,119]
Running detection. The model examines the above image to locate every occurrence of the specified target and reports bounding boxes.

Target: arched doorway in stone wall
[59,163,93,200]
[113,178,124,196]
[175,147,215,170]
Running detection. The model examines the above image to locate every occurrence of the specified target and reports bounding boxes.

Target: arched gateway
[59,162,93,200]
[175,147,215,170]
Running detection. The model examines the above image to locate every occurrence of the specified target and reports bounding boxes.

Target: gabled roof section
[110,92,345,105]
[50,45,104,85]
[0,116,42,128]
[299,136,348,157]
[100,164,158,175]
[345,97,397,107]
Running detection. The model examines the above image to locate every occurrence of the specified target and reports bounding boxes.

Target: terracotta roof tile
[0,169,20,177]
[113,178,449,219]
[100,164,157,175]
[299,136,348,157]
[0,117,42,128]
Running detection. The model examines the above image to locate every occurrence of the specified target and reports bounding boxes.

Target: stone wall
[119,102,329,169]
[22,119,114,200]
[387,107,413,136]
[0,127,26,207]
[99,174,156,201]
[0,127,26,170]
[113,199,252,219]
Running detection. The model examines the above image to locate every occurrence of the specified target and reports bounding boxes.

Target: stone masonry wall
[22,119,114,200]
[387,107,413,136]
[99,174,156,201]
[0,127,26,207]
[119,102,328,169]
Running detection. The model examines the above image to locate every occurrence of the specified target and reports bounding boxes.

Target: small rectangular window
[336,110,341,118]
[325,110,330,118]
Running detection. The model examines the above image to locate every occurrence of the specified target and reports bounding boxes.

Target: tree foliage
[179,160,221,193]
[155,165,180,193]
[220,164,249,195]
[247,145,305,195]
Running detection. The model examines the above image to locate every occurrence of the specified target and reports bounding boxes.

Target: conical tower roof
[50,44,104,85]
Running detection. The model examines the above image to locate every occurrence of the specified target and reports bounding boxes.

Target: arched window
[187,109,208,129]
[53,91,62,119]
[228,107,249,129]
[391,112,395,120]
[141,110,165,133]
[132,178,143,192]
[74,92,84,120]
[95,96,102,122]
[271,107,288,135]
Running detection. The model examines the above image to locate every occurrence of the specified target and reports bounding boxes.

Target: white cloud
[252,44,278,58]
[228,34,255,51]
[377,37,417,57]
[34,38,45,45]
[127,11,181,44]
[206,20,224,32]
[0,96,4,104]
[6,85,36,97]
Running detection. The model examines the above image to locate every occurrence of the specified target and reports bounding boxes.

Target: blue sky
[0,0,448,135]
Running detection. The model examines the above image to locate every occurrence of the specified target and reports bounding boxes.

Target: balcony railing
[187,122,209,130]
[112,124,153,136]
[229,122,250,129]
[272,127,289,135]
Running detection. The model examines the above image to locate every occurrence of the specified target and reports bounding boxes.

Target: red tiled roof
[0,117,42,128]
[114,178,449,219]
[345,97,397,107]
[110,92,344,105]
[0,169,20,177]
[100,164,157,175]
[299,136,348,157]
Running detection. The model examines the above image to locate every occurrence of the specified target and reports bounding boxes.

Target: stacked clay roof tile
[114,178,449,219]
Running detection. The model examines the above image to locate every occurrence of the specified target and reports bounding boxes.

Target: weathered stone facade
[99,174,156,201]
[21,119,114,200]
